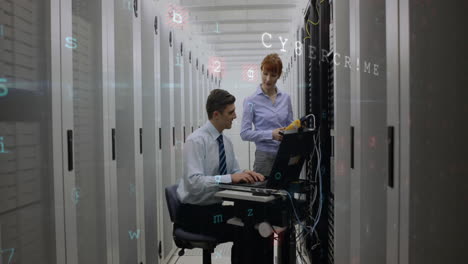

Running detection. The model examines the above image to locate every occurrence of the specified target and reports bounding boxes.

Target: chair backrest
[165,184,181,223]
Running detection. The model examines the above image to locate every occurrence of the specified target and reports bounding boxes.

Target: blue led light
[247,208,253,216]
[274,172,282,180]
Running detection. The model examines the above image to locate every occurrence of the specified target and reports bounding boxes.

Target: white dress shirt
[176,121,243,205]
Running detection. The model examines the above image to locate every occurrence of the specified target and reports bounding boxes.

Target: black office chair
[165,184,229,264]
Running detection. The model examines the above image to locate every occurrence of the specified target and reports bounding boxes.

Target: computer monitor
[267,129,315,189]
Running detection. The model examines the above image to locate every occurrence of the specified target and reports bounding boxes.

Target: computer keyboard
[239,180,268,187]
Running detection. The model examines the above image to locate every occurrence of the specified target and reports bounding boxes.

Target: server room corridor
[1,0,467,264]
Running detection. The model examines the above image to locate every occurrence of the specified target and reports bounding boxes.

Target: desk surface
[215,189,280,203]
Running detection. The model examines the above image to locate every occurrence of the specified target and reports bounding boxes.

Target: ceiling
[180,0,302,70]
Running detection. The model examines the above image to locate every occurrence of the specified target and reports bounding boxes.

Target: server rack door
[288,73,291,98]
[303,1,335,263]
[173,37,185,184]
[200,68,205,125]
[349,0,362,262]
[104,0,119,262]
[153,4,164,261]
[0,0,66,263]
[202,70,208,124]
[141,0,162,263]
[363,0,388,263]
[184,49,192,138]
[199,66,204,126]
[113,0,143,262]
[58,0,79,263]
[206,73,210,93]
[195,63,199,128]
[289,64,293,96]
[159,23,177,262]
[332,0,352,263]
[206,69,210,122]
[212,75,216,91]
[211,76,214,92]
[207,75,211,93]
[283,65,288,94]
[205,74,209,122]
[398,1,468,264]
[200,72,203,123]
[212,75,215,91]
[350,0,388,264]
[205,72,208,122]
[192,57,199,130]
[289,64,293,108]
[132,1,145,262]
[297,29,305,119]
[284,66,288,100]
[154,9,164,264]
[61,0,115,263]
[204,71,209,122]
[204,70,208,123]
[385,0,400,263]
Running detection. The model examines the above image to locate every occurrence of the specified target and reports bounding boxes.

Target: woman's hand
[272,127,285,141]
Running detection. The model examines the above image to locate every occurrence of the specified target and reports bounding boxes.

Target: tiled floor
[173,242,233,264]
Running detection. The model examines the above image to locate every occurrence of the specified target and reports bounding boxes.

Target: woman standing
[240,53,294,177]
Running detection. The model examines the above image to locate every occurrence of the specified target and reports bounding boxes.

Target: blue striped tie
[217,135,227,175]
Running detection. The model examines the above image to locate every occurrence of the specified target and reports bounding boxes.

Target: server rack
[386,1,468,264]
[303,0,333,263]
[184,47,192,140]
[0,0,214,263]
[113,0,146,262]
[141,0,163,263]
[341,0,389,263]
[332,0,352,263]
[173,37,185,184]
[192,56,200,132]
[199,64,205,126]
[160,19,177,263]
[0,1,68,263]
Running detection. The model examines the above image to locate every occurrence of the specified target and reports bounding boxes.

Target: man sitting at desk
[176,89,265,263]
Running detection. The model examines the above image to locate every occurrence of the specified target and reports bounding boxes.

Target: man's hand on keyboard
[244,170,265,182]
[231,171,264,184]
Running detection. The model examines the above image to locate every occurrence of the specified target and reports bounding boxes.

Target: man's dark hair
[206,89,236,119]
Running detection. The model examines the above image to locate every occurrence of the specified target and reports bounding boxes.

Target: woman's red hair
[261,53,283,77]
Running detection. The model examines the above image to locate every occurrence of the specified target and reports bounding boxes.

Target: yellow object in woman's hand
[285,119,301,131]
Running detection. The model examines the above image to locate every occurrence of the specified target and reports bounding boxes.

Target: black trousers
[177,203,274,264]
[176,203,236,241]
